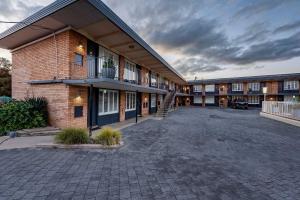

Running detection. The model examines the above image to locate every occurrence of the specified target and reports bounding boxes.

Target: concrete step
[16,127,61,137]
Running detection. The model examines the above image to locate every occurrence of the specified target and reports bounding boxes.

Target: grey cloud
[0,0,42,18]
[234,23,270,44]
[233,0,284,19]
[273,20,300,34]
[224,32,300,64]
[148,18,227,53]
[174,57,224,76]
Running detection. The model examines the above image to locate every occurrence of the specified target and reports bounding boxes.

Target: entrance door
[136,92,142,116]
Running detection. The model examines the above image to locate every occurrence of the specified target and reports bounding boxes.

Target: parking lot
[1,107,300,200]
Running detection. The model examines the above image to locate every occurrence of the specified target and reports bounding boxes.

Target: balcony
[68,56,169,94]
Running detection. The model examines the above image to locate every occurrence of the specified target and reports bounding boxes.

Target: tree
[0,57,12,97]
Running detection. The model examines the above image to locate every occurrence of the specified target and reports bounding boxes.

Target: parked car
[231,98,248,109]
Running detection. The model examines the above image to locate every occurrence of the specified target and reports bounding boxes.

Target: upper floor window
[232,83,243,91]
[98,46,119,79]
[75,53,83,66]
[124,60,136,81]
[126,92,136,111]
[205,84,215,92]
[248,82,260,91]
[284,80,299,90]
[193,85,202,92]
[151,73,157,87]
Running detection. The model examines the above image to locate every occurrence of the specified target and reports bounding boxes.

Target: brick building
[186,73,300,108]
[0,0,187,130]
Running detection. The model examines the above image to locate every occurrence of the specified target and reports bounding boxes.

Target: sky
[0,0,300,80]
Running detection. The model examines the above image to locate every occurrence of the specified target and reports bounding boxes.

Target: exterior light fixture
[128,44,135,49]
[78,41,84,49]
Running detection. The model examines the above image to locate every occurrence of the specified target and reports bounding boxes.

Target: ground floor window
[126,92,136,111]
[194,96,202,104]
[284,95,298,102]
[151,94,156,108]
[248,96,259,104]
[205,96,215,104]
[98,89,119,115]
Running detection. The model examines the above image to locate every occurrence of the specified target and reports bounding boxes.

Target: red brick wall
[11,30,89,129]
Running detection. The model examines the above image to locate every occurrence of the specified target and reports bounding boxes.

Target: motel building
[0,0,188,130]
[0,0,299,131]
[187,74,300,108]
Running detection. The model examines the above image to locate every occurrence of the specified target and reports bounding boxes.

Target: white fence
[262,101,300,121]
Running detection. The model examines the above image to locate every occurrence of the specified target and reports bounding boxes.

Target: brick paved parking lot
[1,107,300,200]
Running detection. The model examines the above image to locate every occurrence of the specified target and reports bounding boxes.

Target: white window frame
[193,85,202,92]
[193,96,202,104]
[232,83,243,91]
[205,84,215,92]
[151,73,157,87]
[124,60,136,81]
[98,46,119,78]
[284,80,299,90]
[125,92,136,111]
[248,96,259,104]
[248,82,260,91]
[151,94,156,108]
[98,89,119,116]
[205,96,215,104]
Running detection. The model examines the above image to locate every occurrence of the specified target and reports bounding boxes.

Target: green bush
[0,100,47,135]
[25,97,48,124]
[95,127,122,145]
[55,128,89,144]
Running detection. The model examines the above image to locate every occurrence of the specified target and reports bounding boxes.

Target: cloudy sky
[1,0,300,79]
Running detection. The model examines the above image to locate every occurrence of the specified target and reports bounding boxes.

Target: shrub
[55,128,89,144]
[25,97,48,123]
[94,127,122,145]
[0,100,47,135]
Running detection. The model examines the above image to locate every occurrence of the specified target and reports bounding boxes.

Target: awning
[63,78,167,94]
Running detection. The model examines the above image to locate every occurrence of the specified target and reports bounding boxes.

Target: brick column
[119,91,126,121]
[119,55,125,81]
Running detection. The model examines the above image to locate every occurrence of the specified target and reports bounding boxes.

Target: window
[124,60,136,81]
[248,96,259,104]
[205,96,215,104]
[284,80,299,90]
[232,83,243,91]
[98,89,119,115]
[194,96,202,104]
[193,85,202,92]
[75,53,83,66]
[98,46,119,79]
[151,94,156,108]
[151,73,157,87]
[248,82,260,91]
[126,92,136,111]
[205,84,215,92]
[284,95,298,102]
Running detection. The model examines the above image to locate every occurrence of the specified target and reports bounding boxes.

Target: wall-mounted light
[78,41,84,49]
[144,97,148,102]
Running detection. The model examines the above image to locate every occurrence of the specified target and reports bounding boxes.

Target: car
[231,98,248,109]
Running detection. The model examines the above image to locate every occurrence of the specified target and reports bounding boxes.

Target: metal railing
[262,101,300,121]
[70,56,170,91]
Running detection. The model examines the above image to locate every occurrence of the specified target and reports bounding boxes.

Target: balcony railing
[70,56,171,90]
[262,101,300,121]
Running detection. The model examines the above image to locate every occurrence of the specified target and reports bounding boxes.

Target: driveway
[1,107,300,200]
